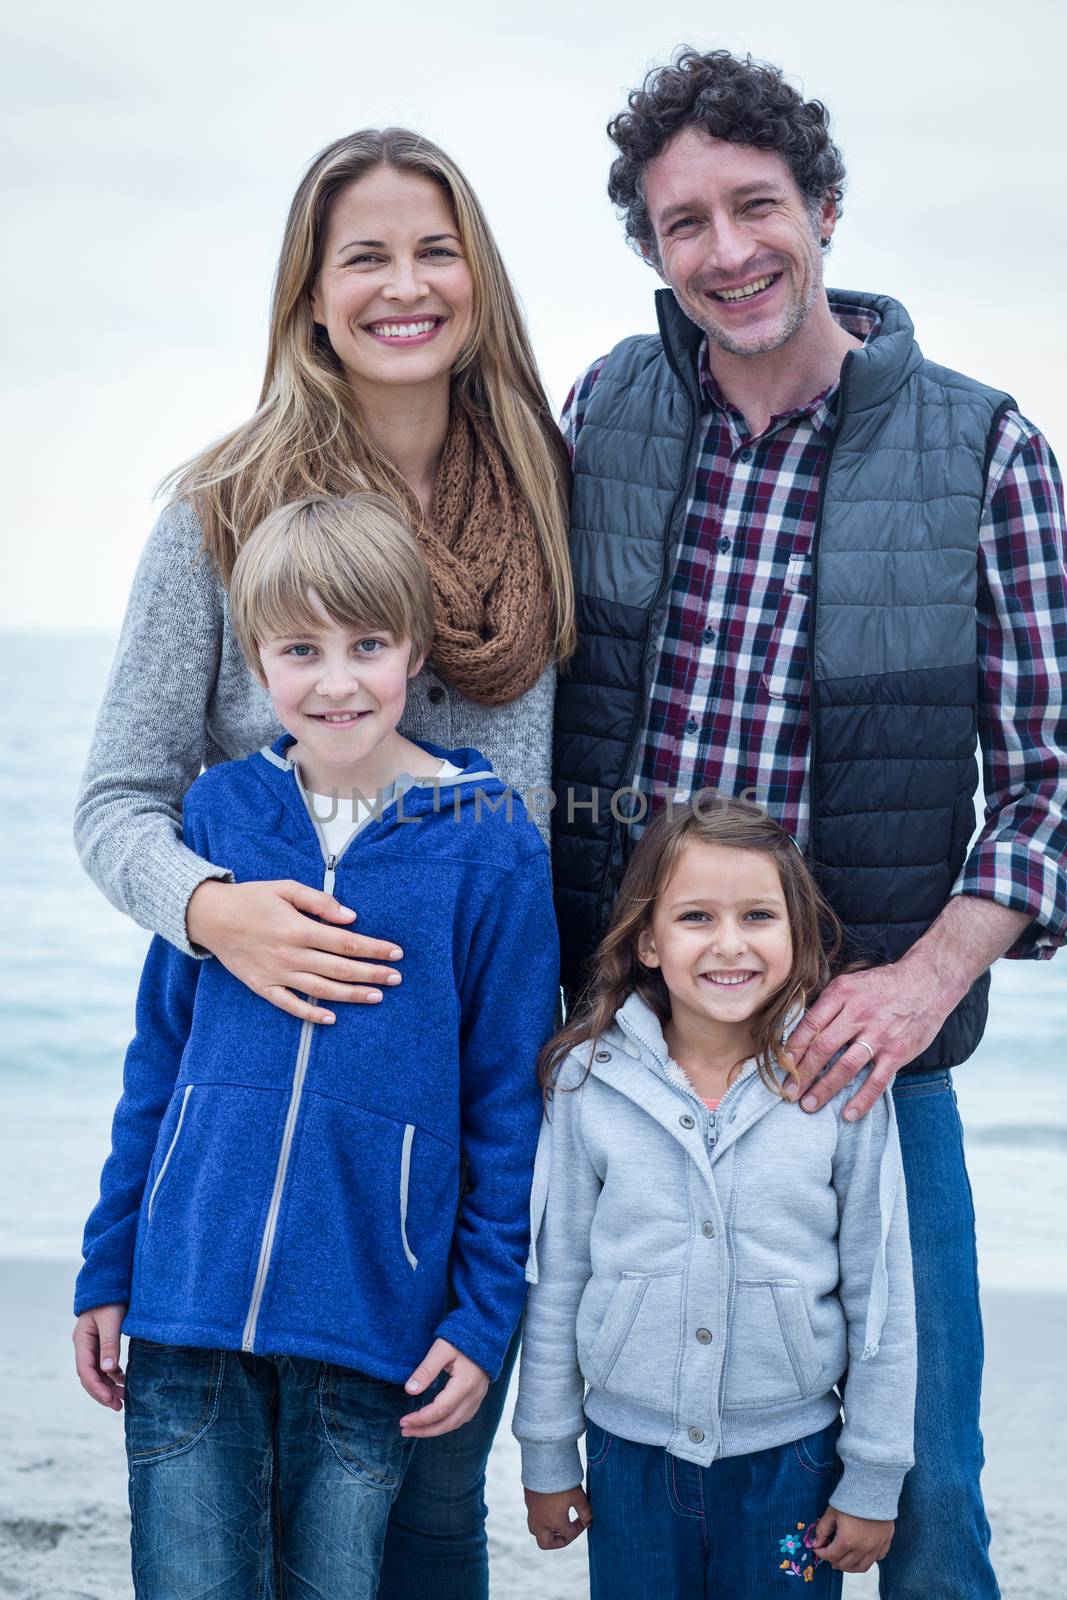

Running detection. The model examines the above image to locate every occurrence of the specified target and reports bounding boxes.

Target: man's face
[642,129,836,358]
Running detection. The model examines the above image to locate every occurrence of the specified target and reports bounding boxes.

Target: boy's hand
[399,1339,489,1438]
[525,1485,592,1549]
[73,1304,127,1410]
[812,1506,894,1572]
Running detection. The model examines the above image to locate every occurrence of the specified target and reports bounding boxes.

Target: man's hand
[525,1485,592,1549]
[399,1339,489,1439]
[785,895,1030,1118]
[186,878,404,1024]
[73,1304,126,1410]
[812,1506,894,1573]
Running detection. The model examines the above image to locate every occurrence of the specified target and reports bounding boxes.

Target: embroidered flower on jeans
[778,1522,823,1578]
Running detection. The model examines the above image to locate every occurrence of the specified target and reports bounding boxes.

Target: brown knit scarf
[416,404,554,706]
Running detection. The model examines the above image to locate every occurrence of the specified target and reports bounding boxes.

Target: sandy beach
[1,1260,1060,1599]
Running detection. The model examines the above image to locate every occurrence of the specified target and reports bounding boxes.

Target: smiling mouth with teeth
[712,274,779,303]
[310,711,369,723]
[700,970,760,986]
[363,317,443,339]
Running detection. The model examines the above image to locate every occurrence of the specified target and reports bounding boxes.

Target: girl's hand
[812,1505,894,1572]
[398,1339,490,1438]
[524,1486,592,1549]
[186,878,404,1024]
[72,1304,127,1410]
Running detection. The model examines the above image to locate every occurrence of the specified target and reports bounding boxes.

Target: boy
[72,493,559,1597]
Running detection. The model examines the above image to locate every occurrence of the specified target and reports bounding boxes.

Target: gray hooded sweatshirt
[512,993,916,1522]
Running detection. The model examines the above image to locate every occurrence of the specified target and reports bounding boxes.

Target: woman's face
[310,165,475,398]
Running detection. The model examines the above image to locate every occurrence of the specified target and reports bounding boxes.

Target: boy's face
[258,592,422,786]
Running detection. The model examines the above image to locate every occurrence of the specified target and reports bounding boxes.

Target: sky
[3,0,1065,629]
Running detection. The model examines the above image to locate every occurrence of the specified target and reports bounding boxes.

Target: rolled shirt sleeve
[950,414,1067,958]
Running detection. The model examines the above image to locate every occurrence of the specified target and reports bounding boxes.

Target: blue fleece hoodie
[74,736,559,1382]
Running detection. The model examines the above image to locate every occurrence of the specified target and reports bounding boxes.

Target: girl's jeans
[586,1417,845,1598]
[881,1069,999,1599]
[125,1339,417,1599]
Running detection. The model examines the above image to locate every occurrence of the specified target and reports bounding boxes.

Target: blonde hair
[228,494,435,678]
[164,127,575,661]
[541,794,844,1100]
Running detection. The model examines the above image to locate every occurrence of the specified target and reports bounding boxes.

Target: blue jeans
[586,1417,845,1598]
[376,1320,521,1600]
[881,1070,999,1598]
[125,1339,416,1599]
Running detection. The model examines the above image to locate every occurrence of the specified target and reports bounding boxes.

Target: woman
[75,127,573,1599]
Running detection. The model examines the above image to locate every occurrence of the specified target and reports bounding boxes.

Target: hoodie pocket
[147,1085,193,1222]
[585,1269,683,1413]
[723,1279,822,1408]
[132,1084,289,1330]
[268,1095,456,1355]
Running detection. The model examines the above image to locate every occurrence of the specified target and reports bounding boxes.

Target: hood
[608,989,803,1101]
[251,732,505,857]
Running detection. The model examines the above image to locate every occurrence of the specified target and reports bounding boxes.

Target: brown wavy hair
[162,127,575,662]
[539,792,843,1098]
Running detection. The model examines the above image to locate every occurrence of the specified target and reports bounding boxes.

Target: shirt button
[702,627,716,644]
[427,686,446,704]
[718,537,730,553]
[685,718,698,735]
[695,1328,713,1345]
[594,1050,611,1062]
[738,447,753,462]
[702,1221,716,1238]
[688,1426,705,1444]
[679,1113,695,1130]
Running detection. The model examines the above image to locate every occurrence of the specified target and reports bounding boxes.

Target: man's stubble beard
[673,239,825,359]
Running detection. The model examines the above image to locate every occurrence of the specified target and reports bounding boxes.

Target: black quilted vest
[554,288,1013,1071]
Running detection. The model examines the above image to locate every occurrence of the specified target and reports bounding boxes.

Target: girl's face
[637,841,794,1029]
[309,166,475,399]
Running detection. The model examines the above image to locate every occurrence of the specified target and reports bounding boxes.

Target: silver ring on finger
[856,1038,875,1065]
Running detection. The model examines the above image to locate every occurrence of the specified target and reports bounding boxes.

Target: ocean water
[0,630,1064,1289]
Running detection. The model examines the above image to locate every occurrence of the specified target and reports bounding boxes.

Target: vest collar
[653,285,925,419]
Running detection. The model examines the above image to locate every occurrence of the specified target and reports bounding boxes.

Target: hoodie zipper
[241,850,339,1353]
[241,759,368,1353]
[614,1009,756,1155]
[239,755,493,1352]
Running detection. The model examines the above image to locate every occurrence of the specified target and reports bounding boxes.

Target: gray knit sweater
[75,499,556,955]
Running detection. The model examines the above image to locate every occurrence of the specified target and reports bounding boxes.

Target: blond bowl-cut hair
[229,494,436,681]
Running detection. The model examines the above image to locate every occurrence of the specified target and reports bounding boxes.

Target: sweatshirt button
[427,686,446,704]
[679,1113,695,1129]
[695,1328,713,1344]
[702,1221,716,1238]
[688,1426,705,1444]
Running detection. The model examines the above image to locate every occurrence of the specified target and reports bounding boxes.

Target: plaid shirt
[562,304,1067,958]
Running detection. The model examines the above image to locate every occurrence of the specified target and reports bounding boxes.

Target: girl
[73,128,572,1600]
[513,794,916,1597]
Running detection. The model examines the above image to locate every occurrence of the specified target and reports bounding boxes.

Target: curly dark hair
[607,48,847,258]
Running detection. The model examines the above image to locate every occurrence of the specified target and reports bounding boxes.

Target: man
[554,47,1066,1597]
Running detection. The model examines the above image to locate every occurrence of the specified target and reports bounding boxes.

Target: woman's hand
[186,879,404,1024]
[524,1486,592,1549]
[73,1304,126,1410]
[812,1506,895,1572]
[398,1339,490,1439]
